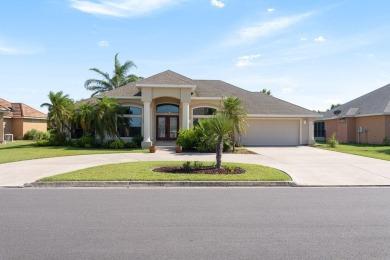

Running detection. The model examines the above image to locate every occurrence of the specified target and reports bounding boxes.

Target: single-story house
[320,84,390,144]
[0,98,47,141]
[97,70,321,148]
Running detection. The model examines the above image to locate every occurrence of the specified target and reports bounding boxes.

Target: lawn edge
[25,181,296,188]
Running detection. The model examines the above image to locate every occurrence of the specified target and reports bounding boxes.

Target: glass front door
[156,116,178,141]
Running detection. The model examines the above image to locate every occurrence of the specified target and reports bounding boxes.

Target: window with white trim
[192,107,217,126]
[117,106,142,137]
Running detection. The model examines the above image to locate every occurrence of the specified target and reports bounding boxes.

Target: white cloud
[0,45,19,55]
[314,36,326,42]
[300,37,307,41]
[236,54,261,67]
[211,0,224,8]
[227,12,312,46]
[267,8,275,13]
[98,40,110,47]
[70,0,181,17]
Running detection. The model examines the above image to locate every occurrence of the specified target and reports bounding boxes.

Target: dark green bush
[125,141,138,149]
[109,139,125,149]
[176,129,200,150]
[47,130,68,146]
[132,135,143,148]
[76,134,95,148]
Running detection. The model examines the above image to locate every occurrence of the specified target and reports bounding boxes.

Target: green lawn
[39,161,291,182]
[316,142,390,161]
[0,140,147,164]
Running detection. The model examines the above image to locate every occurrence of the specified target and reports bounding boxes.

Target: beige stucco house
[97,70,321,148]
[320,84,390,144]
[0,98,47,141]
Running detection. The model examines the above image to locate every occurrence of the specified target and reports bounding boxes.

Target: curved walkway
[1,146,390,187]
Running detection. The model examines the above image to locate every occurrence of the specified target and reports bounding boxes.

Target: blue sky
[1,0,390,113]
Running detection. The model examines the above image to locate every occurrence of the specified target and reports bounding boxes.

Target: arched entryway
[156,104,179,141]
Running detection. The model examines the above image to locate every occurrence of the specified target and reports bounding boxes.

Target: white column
[182,102,190,129]
[0,114,4,144]
[308,120,315,145]
[141,101,152,148]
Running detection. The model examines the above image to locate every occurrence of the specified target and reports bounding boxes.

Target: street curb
[24,181,296,188]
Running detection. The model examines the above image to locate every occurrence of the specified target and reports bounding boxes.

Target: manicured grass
[316,142,390,161]
[40,161,291,182]
[0,140,147,164]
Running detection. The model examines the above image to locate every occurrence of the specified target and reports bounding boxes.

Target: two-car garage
[241,119,300,146]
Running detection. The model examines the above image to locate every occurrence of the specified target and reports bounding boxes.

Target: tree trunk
[216,136,223,169]
[232,129,236,152]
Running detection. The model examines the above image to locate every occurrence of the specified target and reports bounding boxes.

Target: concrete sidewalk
[0,147,389,187]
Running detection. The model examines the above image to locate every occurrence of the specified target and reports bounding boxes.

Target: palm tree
[41,91,74,133]
[93,97,122,143]
[74,102,96,133]
[84,53,142,97]
[222,96,247,152]
[200,115,233,169]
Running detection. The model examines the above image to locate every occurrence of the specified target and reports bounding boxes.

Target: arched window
[156,104,179,113]
[117,106,142,137]
[192,107,217,126]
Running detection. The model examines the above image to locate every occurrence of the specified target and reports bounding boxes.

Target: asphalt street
[1,187,390,259]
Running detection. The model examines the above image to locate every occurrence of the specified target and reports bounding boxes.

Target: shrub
[382,136,390,145]
[193,161,203,170]
[132,135,144,148]
[76,134,95,148]
[47,130,68,146]
[176,129,200,150]
[34,131,50,141]
[125,141,138,149]
[23,129,38,140]
[182,161,193,171]
[109,139,125,149]
[36,140,50,146]
[225,165,235,173]
[327,133,339,148]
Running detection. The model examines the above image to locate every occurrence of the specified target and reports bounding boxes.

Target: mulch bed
[153,166,246,174]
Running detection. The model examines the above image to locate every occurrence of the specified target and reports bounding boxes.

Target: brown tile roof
[0,98,47,119]
[99,70,320,116]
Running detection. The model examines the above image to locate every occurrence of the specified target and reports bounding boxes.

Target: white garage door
[241,119,300,146]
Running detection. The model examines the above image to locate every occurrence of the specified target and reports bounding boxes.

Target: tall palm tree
[84,53,142,97]
[222,96,247,152]
[200,114,233,169]
[41,91,74,133]
[93,97,122,143]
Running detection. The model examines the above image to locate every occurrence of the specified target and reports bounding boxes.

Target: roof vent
[333,110,341,116]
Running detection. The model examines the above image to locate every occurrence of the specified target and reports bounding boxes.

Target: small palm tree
[74,102,96,133]
[41,91,74,133]
[84,53,142,97]
[200,114,233,169]
[93,97,122,143]
[222,96,247,152]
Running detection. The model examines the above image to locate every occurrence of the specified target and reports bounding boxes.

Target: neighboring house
[321,84,390,144]
[0,104,10,144]
[94,70,320,148]
[0,98,47,140]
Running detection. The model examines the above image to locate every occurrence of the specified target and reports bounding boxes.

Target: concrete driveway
[0,146,389,187]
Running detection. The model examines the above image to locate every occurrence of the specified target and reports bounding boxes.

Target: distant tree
[222,96,247,152]
[84,53,142,97]
[41,91,74,133]
[261,89,272,96]
[331,104,342,110]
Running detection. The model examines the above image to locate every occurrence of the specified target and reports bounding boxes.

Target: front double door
[156,116,179,141]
